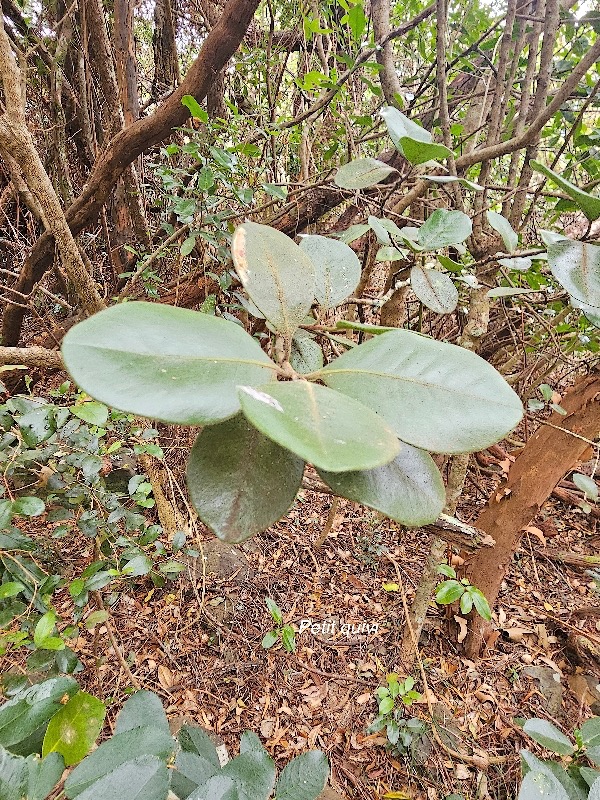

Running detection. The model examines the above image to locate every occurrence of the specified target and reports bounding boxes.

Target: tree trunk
[465,373,600,659]
[153,0,180,96]
[113,0,139,126]
[1,0,261,346]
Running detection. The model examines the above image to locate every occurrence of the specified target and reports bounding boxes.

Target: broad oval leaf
[238,382,400,472]
[231,222,315,342]
[571,296,600,328]
[319,330,523,453]
[580,716,600,747]
[572,472,598,500]
[417,209,472,250]
[42,692,105,766]
[11,497,45,517]
[0,677,79,756]
[399,138,452,165]
[299,235,361,309]
[0,747,65,800]
[435,580,464,604]
[115,691,170,736]
[518,770,570,800]
[62,302,276,426]
[410,265,458,314]
[334,158,398,190]
[220,750,276,800]
[290,331,324,375]
[547,239,600,311]
[73,755,170,800]
[188,775,238,800]
[71,402,109,427]
[381,106,432,150]
[275,751,329,800]
[590,777,600,800]
[523,719,575,756]
[531,161,600,221]
[486,211,518,253]
[318,444,445,527]
[64,726,175,798]
[187,414,304,542]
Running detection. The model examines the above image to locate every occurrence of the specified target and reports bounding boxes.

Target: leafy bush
[0,393,186,667]
[61,218,523,545]
[367,673,426,755]
[0,679,329,800]
[518,716,600,799]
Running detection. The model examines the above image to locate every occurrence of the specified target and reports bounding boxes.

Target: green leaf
[531,161,600,221]
[319,330,523,453]
[368,216,391,245]
[590,777,600,800]
[231,222,315,343]
[171,748,219,799]
[572,296,600,328]
[72,755,170,800]
[0,677,79,756]
[518,770,570,800]
[498,257,532,271]
[460,592,473,615]
[379,696,394,714]
[290,332,324,375]
[572,473,598,501]
[42,692,105,766]
[181,236,197,256]
[61,302,276,426]
[381,106,432,151]
[71,402,109,427]
[12,497,45,518]
[523,719,575,755]
[188,775,238,800]
[410,266,458,314]
[178,725,220,766]
[187,415,304,542]
[580,717,600,747]
[487,287,538,298]
[0,746,65,800]
[469,588,492,621]
[299,235,361,309]
[265,598,283,625]
[486,211,518,253]
[238,382,400,472]
[318,444,444,527]
[33,613,58,649]
[417,209,472,250]
[219,750,276,800]
[0,581,25,599]
[422,175,483,191]
[114,691,170,736]
[122,555,152,577]
[435,580,464,604]
[18,408,56,447]
[240,732,266,755]
[182,95,208,122]
[346,3,366,40]
[437,564,456,578]
[84,611,108,630]
[275,751,329,800]
[334,158,398,190]
[64,726,175,797]
[261,631,278,649]
[281,625,296,653]
[399,138,452,165]
[547,239,600,311]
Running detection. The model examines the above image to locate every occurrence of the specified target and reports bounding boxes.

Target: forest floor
[4,433,598,800]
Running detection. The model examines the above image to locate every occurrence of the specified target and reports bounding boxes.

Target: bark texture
[465,374,600,658]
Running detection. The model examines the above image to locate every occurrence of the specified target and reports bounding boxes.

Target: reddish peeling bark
[465,373,600,658]
[2,0,260,346]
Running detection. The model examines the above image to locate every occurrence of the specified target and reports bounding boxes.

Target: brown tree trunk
[465,373,600,659]
[1,0,261,346]
[153,0,180,96]
[113,0,139,126]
